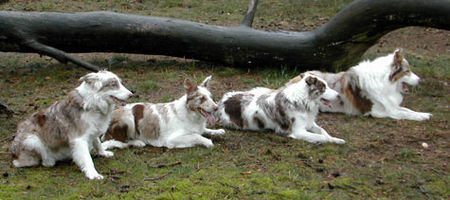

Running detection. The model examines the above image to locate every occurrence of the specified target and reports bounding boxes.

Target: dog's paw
[204,140,214,148]
[12,160,22,168]
[421,113,432,120]
[42,159,56,167]
[130,140,146,147]
[99,150,114,158]
[411,112,433,121]
[213,129,226,135]
[331,137,346,144]
[86,171,104,180]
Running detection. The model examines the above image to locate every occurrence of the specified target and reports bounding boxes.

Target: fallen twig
[152,161,182,168]
[144,170,174,181]
[0,135,14,143]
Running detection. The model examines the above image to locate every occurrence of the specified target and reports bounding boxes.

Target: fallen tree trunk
[0,0,449,72]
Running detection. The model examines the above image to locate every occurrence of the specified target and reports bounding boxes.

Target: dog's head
[185,75,218,126]
[389,49,420,93]
[79,70,133,106]
[304,74,339,108]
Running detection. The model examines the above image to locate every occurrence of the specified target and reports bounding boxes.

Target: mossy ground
[0,0,448,199]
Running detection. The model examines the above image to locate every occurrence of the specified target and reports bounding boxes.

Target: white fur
[216,74,345,144]
[11,70,132,180]
[102,76,225,150]
[313,49,432,121]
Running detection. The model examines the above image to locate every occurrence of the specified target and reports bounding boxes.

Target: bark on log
[0,0,449,72]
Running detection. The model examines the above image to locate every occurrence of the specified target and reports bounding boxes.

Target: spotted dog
[10,70,133,179]
[294,49,432,121]
[101,75,225,149]
[215,74,345,144]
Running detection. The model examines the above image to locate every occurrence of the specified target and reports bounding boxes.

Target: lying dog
[101,75,225,149]
[292,49,432,121]
[10,70,133,179]
[215,74,345,144]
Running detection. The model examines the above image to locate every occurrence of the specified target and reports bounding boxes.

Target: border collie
[101,75,225,149]
[293,49,432,121]
[10,70,133,180]
[215,74,345,144]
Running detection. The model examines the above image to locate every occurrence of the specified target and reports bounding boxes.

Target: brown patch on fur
[132,104,145,136]
[342,74,373,114]
[186,92,201,112]
[253,112,265,129]
[140,107,160,140]
[34,111,46,127]
[389,49,411,82]
[274,94,290,131]
[391,70,411,82]
[224,94,244,128]
[104,121,128,142]
[100,78,120,91]
[287,73,305,85]
[156,104,169,122]
[169,103,177,115]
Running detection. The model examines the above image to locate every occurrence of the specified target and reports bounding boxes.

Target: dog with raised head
[215,74,345,144]
[292,49,432,121]
[101,75,225,149]
[10,70,133,180]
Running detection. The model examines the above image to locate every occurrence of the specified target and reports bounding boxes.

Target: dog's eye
[200,97,206,103]
[110,81,119,88]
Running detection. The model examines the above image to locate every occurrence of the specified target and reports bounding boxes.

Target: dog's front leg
[203,128,226,135]
[93,137,114,158]
[310,122,345,144]
[71,138,103,180]
[372,105,432,121]
[397,107,432,121]
[167,132,214,148]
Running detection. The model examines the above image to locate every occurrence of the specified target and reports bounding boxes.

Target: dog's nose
[213,105,219,111]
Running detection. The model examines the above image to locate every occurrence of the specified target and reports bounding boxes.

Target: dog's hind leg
[71,138,103,180]
[15,134,55,167]
[166,132,213,148]
[12,151,40,167]
[93,137,114,158]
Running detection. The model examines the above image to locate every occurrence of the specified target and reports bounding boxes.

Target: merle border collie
[101,75,225,149]
[10,70,133,179]
[215,74,345,144]
[293,49,432,121]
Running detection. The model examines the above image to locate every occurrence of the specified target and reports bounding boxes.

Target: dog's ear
[80,73,102,89]
[200,75,212,88]
[286,73,305,86]
[305,76,317,86]
[393,48,404,67]
[184,79,196,94]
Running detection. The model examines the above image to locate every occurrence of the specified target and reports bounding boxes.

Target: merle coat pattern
[216,74,345,144]
[101,76,225,149]
[10,70,133,180]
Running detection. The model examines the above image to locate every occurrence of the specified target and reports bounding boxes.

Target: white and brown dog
[215,74,345,144]
[101,75,225,149]
[10,70,133,180]
[295,49,432,121]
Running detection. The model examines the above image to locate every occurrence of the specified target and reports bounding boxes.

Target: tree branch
[0,0,448,71]
[24,40,99,72]
[241,0,258,28]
